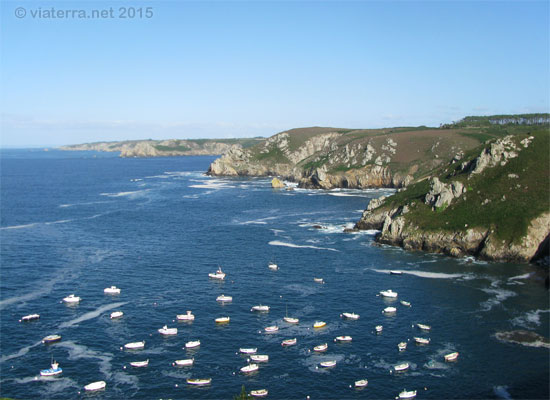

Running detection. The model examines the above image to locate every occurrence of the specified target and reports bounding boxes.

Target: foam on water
[0,341,42,363]
[372,269,468,279]
[480,288,517,312]
[493,385,513,399]
[59,302,127,328]
[100,189,150,198]
[511,309,550,328]
[269,240,339,252]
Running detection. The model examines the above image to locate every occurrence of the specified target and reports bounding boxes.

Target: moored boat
[398,389,417,399]
[62,294,81,304]
[375,325,383,333]
[208,267,225,280]
[110,311,123,319]
[186,378,211,386]
[383,306,397,314]
[313,343,328,352]
[177,310,195,321]
[313,277,324,284]
[123,341,145,350]
[239,348,257,354]
[318,360,336,368]
[185,340,201,349]
[216,294,233,302]
[281,338,297,346]
[104,286,121,294]
[313,321,326,328]
[390,270,403,275]
[379,289,398,298]
[414,337,430,345]
[173,358,194,367]
[340,312,360,320]
[250,388,269,397]
[264,325,279,333]
[40,360,62,376]
[158,325,177,335]
[20,313,40,322]
[444,351,459,361]
[334,335,352,342]
[393,362,410,372]
[42,334,62,344]
[398,342,407,351]
[417,323,431,331]
[268,262,278,270]
[130,359,149,367]
[251,305,270,312]
[240,363,259,373]
[84,381,106,391]
[250,354,269,362]
[354,379,368,388]
[283,316,299,324]
[400,301,411,307]
[215,316,230,324]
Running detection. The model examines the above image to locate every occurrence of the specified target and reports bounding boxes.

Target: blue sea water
[0,149,548,400]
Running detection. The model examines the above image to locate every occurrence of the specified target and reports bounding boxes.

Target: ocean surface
[0,149,548,400]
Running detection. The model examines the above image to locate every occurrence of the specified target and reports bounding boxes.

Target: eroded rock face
[424,177,466,209]
[465,135,520,175]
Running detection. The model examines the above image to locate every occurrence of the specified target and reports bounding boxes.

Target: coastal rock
[466,135,520,175]
[271,177,285,188]
[424,178,466,209]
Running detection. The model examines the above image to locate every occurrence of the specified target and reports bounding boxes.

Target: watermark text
[15,6,154,20]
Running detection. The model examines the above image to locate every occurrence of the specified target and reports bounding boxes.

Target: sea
[0,149,548,400]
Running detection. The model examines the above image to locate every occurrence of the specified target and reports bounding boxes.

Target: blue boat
[40,360,62,376]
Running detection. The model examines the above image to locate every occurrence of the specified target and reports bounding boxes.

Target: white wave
[268,240,339,252]
[189,181,236,189]
[270,229,285,235]
[100,189,150,198]
[493,386,512,399]
[183,194,200,199]
[372,269,467,279]
[509,273,533,281]
[511,309,550,328]
[0,223,38,230]
[45,219,73,225]
[480,288,517,312]
[326,192,368,197]
[0,341,42,363]
[59,302,127,328]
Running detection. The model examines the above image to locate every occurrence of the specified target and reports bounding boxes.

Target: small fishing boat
[283,316,299,324]
[340,312,360,320]
[383,306,397,314]
[390,270,403,275]
[414,337,430,345]
[313,343,328,352]
[104,286,121,294]
[318,360,336,368]
[250,354,269,362]
[185,340,201,349]
[251,305,270,312]
[40,359,62,376]
[20,314,40,322]
[393,362,410,372]
[62,294,81,304]
[240,363,259,373]
[215,316,230,324]
[110,311,123,319]
[398,342,407,351]
[173,358,194,367]
[186,378,211,386]
[158,325,177,336]
[444,351,459,361]
[398,389,417,399]
[84,381,106,391]
[216,294,232,302]
[313,277,324,284]
[400,301,411,307]
[239,348,257,354]
[313,321,326,328]
[375,325,383,333]
[264,325,279,333]
[250,389,269,397]
[334,335,353,342]
[417,323,431,331]
[123,341,145,350]
[208,267,225,280]
[281,338,297,346]
[177,310,195,321]
[379,289,398,298]
[354,379,368,388]
[130,359,149,367]
[42,334,62,344]
[268,262,278,270]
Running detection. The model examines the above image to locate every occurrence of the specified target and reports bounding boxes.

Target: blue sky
[1,0,548,147]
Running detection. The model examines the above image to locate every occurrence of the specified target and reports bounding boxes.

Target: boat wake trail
[372,269,467,279]
[59,302,128,328]
[268,240,339,252]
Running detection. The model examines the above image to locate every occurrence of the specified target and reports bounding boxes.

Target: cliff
[354,125,550,263]
[59,138,263,158]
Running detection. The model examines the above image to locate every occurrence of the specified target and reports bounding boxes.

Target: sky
[1,0,549,147]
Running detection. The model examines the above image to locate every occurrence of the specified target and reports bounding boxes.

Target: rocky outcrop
[424,177,466,209]
[271,177,285,188]
[462,135,525,175]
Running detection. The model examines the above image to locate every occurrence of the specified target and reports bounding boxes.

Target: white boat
[375,325,383,333]
[251,305,270,312]
[123,341,145,350]
[390,270,403,275]
[393,362,409,372]
[62,294,81,304]
[130,359,149,367]
[185,340,201,349]
[240,363,259,373]
[354,379,368,388]
[268,262,278,270]
[383,306,397,314]
[313,277,324,284]
[444,351,459,361]
[340,312,360,320]
[319,360,336,368]
[414,337,430,345]
[173,358,194,367]
[110,311,123,319]
[104,286,121,294]
[208,267,226,280]
[158,325,177,336]
[399,389,417,399]
[264,325,279,333]
[20,313,40,322]
[177,310,195,321]
[400,301,411,307]
[187,378,211,386]
[313,343,328,352]
[250,389,269,397]
[250,354,269,362]
[215,316,230,324]
[417,323,431,331]
[398,342,407,351]
[334,335,352,342]
[40,360,62,376]
[313,321,326,328]
[283,316,299,324]
[216,294,232,302]
[281,338,297,346]
[239,348,257,354]
[379,289,397,298]
[42,334,62,344]
[84,381,106,391]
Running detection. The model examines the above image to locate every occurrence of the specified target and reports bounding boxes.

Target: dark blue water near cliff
[1,150,548,400]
